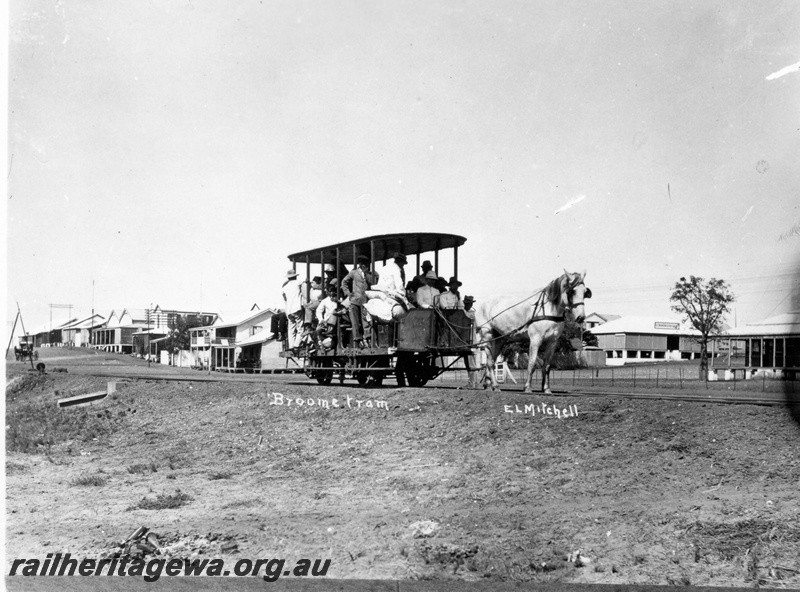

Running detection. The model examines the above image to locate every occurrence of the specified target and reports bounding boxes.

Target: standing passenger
[342,255,376,348]
[375,252,407,299]
[461,296,482,388]
[282,269,306,351]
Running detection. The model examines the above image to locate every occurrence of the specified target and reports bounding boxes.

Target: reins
[430,275,587,350]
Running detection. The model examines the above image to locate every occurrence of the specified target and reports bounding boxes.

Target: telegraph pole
[49,303,73,346]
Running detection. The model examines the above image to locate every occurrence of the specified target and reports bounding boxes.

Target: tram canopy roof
[286,233,467,265]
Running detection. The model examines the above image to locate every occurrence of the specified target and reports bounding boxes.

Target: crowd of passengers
[280,252,476,352]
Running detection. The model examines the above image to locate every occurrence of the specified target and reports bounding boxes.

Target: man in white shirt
[282,269,306,350]
[313,287,341,347]
[375,252,407,298]
[415,271,440,309]
[435,277,462,309]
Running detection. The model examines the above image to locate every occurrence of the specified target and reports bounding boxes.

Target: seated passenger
[314,287,341,346]
[324,263,350,293]
[435,276,462,309]
[413,260,434,284]
[303,276,324,328]
[415,270,441,309]
[405,278,422,307]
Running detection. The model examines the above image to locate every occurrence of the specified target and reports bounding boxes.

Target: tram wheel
[316,371,333,385]
[356,372,384,387]
[406,371,428,388]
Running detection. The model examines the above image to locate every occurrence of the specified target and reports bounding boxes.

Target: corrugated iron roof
[236,330,277,347]
[587,315,701,336]
[722,311,800,337]
[192,308,276,331]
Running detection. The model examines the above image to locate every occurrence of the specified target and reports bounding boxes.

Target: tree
[670,276,735,379]
[164,314,206,353]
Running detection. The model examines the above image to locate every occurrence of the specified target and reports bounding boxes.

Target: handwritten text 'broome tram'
[268,392,389,410]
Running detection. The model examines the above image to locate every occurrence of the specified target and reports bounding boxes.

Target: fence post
[679,367,683,389]
[591,368,594,387]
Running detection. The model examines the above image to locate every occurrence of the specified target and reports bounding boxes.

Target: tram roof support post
[305,255,311,301]
[336,247,341,292]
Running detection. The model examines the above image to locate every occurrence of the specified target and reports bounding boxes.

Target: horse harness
[507,279,589,337]
[468,276,590,347]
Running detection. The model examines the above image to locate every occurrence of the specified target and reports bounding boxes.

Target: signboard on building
[654,322,680,330]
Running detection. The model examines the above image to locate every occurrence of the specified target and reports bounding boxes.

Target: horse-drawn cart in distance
[279,232,475,387]
[14,336,39,362]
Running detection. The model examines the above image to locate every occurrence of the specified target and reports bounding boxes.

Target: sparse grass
[6,461,26,474]
[222,499,261,509]
[165,452,192,470]
[6,399,119,453]
[71,474,107,487]
[688,519,800,561]
[127,462,157,474]
[128,489,193,511]
[208,470,233,480]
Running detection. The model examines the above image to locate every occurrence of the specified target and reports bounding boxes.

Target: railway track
[46,366,800,407]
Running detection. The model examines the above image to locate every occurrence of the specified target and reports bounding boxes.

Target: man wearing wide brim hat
[459,295,483,389]
[415,270,440,309]
[435,275,462,309]
[282,268,306,351]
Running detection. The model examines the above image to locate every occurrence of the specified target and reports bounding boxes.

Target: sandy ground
[5,350,800,586]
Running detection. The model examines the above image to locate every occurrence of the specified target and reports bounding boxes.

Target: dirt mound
[5,369,800,586]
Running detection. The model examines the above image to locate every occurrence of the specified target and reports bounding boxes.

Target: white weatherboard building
[711,312,800,379]
[587,315,717,365]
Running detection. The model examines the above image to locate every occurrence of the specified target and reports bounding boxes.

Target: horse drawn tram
[279,232,475,387]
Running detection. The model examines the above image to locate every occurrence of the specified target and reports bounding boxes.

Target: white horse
[474,270,591,393]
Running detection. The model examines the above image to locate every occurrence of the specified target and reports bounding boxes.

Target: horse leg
[539,339,558,394]
[482,333,502,391]
[524,336,543,393]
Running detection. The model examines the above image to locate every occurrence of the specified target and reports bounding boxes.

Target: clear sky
[6,0,800,334]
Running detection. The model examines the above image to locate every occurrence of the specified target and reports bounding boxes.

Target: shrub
[129,490,193,511]
[71,474,107,487]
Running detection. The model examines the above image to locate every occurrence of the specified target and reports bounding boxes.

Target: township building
[189,308,283,371]
[586,315,717,365]
[583,313,621,331]
[711,311,800,379]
